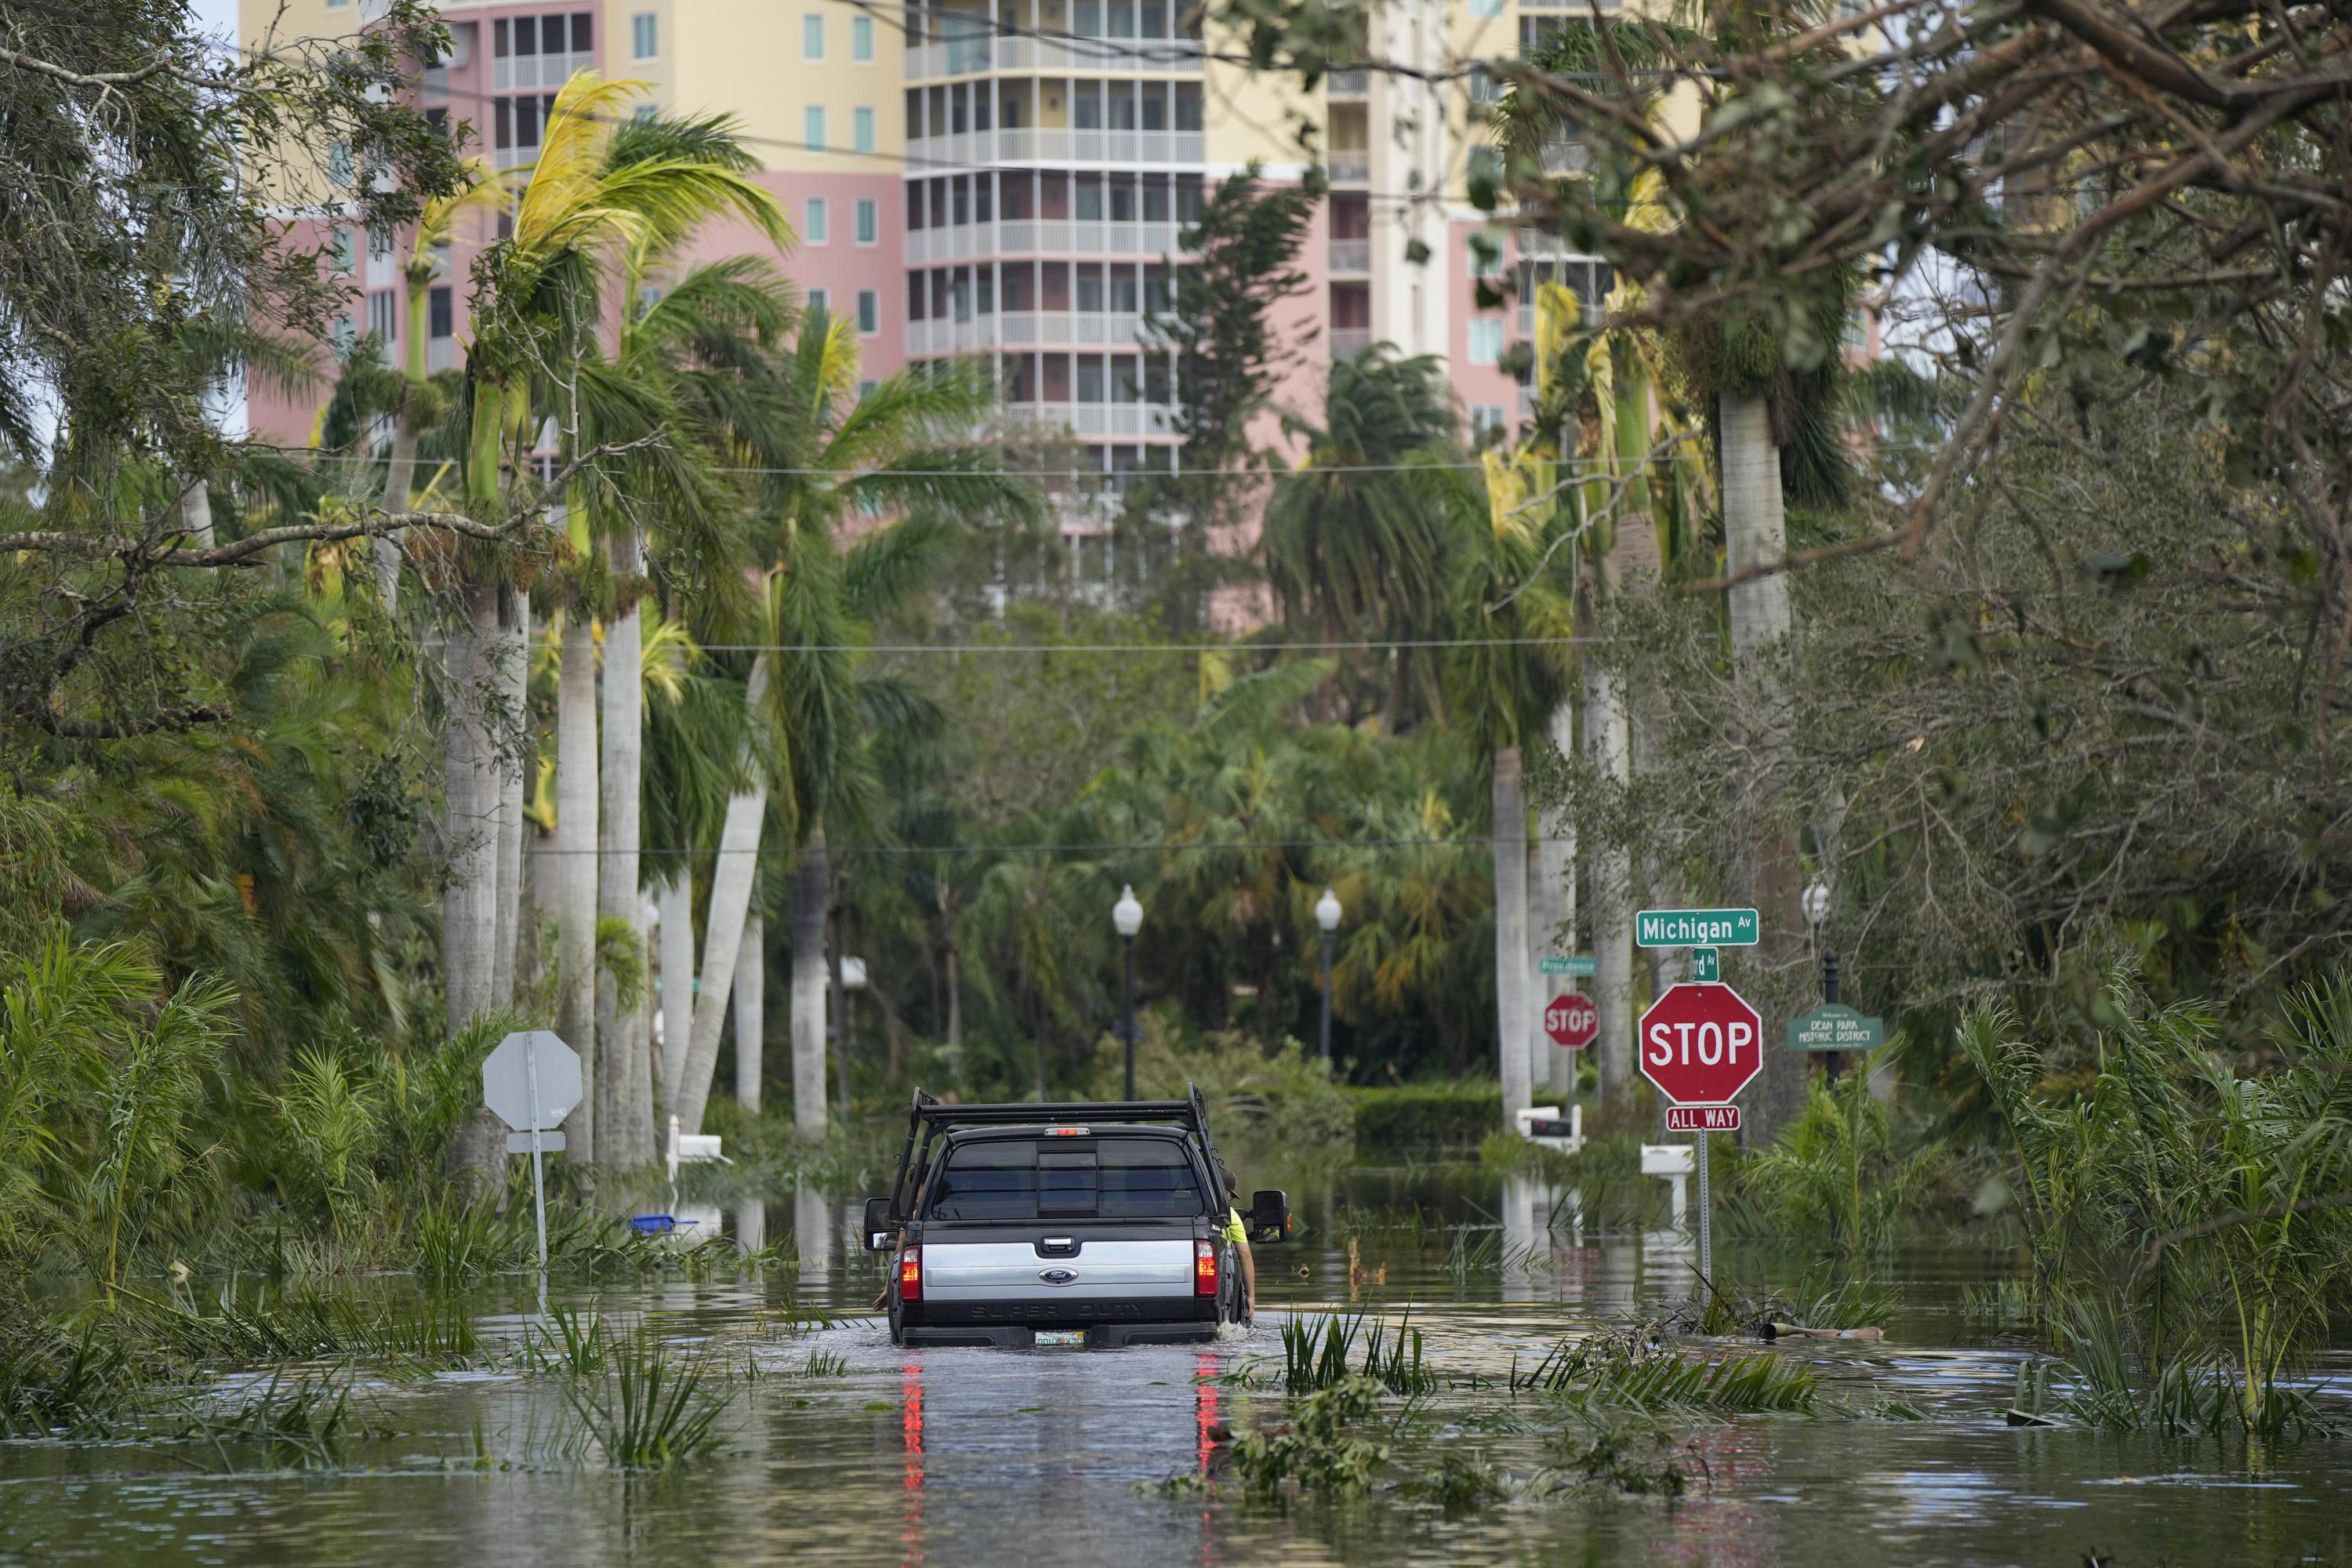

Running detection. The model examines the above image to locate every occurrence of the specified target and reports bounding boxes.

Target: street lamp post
[1113,885,1143,1101]
[1314,887,1342,1065]
[1801,881,1838,1080]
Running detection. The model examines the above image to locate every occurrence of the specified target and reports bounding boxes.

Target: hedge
[1348,1083,1504,1156]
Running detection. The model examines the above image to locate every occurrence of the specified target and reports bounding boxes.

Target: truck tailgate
[923,1238,1196,1301]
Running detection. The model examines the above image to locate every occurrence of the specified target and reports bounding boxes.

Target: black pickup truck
[862,1087,1291,1348]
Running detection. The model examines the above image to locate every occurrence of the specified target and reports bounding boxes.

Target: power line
[688,636,1612,652]
[535,835,1504,857]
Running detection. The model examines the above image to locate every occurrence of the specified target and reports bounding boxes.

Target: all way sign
[1635,908,1759,948]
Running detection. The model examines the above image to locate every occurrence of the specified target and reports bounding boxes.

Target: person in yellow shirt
[1217,1162,1255,1319]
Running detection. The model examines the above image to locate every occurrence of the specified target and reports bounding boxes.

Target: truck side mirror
[1247,1189,1291,1243]
[862,1196,896,1251]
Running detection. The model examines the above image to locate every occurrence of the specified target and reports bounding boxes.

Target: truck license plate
[1034,1330,1086,1348]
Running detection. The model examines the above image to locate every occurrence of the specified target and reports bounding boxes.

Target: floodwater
[5,1168,2350,1567]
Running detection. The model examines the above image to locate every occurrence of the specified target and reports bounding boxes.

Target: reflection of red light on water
[900,1363,925,1566]
[1195,1352,1220,1567]
[1661,1419,1778,1568]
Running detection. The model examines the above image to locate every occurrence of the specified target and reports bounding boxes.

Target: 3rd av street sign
[1638,982,1765,1105]
[1544,992,1599,1050]
[1635,908,1759,948]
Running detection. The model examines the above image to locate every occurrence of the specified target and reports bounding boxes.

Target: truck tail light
[899,1246,922,1301]
[1195,1239,1218,1297]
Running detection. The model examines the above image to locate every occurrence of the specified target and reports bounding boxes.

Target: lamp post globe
[1314,887,1341,1065]
[1801,881,1831,929]
[1112,886,1143,1098]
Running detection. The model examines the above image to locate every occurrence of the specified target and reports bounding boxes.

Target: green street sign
[1788,1004,1887,1053]
[1538,955,1596,977]
[1689,947,1720,982]
[1635,908,1759,948]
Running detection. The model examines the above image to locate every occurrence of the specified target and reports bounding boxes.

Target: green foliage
[1226,1376,1392,1499]
[559,1321,735,1471]
[1742,1052,1944,1251]
[1352,1083,1502,1155]
[1963,972,2352,1436]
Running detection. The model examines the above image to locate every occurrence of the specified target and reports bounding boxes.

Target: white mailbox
[1641,1142,1696,1225]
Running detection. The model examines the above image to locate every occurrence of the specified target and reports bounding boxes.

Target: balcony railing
[905,219,1190,263]
[1328,238,1371,274]
[493,47,593,92]
[907,129,1208,167]
[1003,401,1179,438]
[905,310,1163,354]
[428,336,458,372]
[904,34,1207,78]
[1330,327,1373,358]
[1327,151,1370,184]
[1327,67,1368,96]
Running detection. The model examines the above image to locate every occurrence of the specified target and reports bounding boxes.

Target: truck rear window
[924,1138,1206,1221]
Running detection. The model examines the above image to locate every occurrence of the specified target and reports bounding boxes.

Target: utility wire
[536,835,1505,857]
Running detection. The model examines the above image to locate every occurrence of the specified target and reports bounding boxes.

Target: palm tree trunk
[554,608,598,1164]
[491,587,528,1008]
[671,657,772,1137]
[1534,698,1577,1098]
[180,481,215,546]
[734,909,765,1112]
[1721,390,1807,1145]
[789,834,829,1138]
[657,869,694,1117]
[595,540,645,1169]
[828,880,852,1120]
[375,423,412,608]
[1587,647,1635,1116]
[1491,745,1534,1127]
[441,576,507,1190]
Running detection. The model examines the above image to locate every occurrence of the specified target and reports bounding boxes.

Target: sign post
[1636,982,1763,1290]
[482,1029,582,1313]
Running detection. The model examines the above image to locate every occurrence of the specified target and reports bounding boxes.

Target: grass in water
[560,1323,734,1471]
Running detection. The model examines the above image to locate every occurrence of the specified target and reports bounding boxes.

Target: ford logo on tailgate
[1037,1268,1079,1287]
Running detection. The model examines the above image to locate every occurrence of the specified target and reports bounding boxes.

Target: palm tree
[1261,347,1461,729]
[451,74,786,1168]
[670,317,1034,1137]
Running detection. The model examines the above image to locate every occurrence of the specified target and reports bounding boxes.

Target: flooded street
[5,1170,2349,1567]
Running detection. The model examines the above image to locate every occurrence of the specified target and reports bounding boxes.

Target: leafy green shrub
[1083,1022,1354,1163]
[1349,1082,1500,1156]
[1740,1049,1945,1251]
[1228,1376,1391,1498]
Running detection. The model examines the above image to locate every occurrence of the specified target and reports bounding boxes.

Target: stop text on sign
[1636,982,1765,1105]
[1666,1105,1740,1132]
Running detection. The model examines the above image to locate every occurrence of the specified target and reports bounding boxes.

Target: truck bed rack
[880,1085,1225,1227]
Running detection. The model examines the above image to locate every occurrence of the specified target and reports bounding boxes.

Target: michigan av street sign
[1638,982,1765,1105]
[1635,908,1759,948]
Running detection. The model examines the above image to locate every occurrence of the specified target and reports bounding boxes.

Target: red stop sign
[1637,982,1764,1105]
[1544,992,1598,1050]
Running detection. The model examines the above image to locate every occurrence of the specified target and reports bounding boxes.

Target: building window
[854,107,876,153]
[632,12,656,58]
[808,287,830,318]
[331,228,357,273]
[429,285,454,339]
[803,13,825,58]
[855,198,878,244]
[328,143,354,187]
[805,196,829,243]
[1469,404,1506,441]
[1470,0,1503,15]
[332,314,357,356]
[804,106,826,151]
[857,289,879,335]
[1468,318,1503,365]
[853,15,875,60]
[368,290,397,343]
[858,378,878,400]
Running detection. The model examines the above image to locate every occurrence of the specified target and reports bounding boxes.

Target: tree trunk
[734,909,765,1112]
[180,481,215,547]
[828,884,852,1120]
[1721,391,1808,1145]
[789,833,829,1138]
[596,539,645,1168]
[491,587,528,1010]
[671,657,772,1137]
[441,577,507,1190]
[658,869,695,1116]
[1587,648,1635,1117]
[1491,744,1534,1127]
[375,423,412,609]
[554,609,599,1164]
[1534,698,1578,1098]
